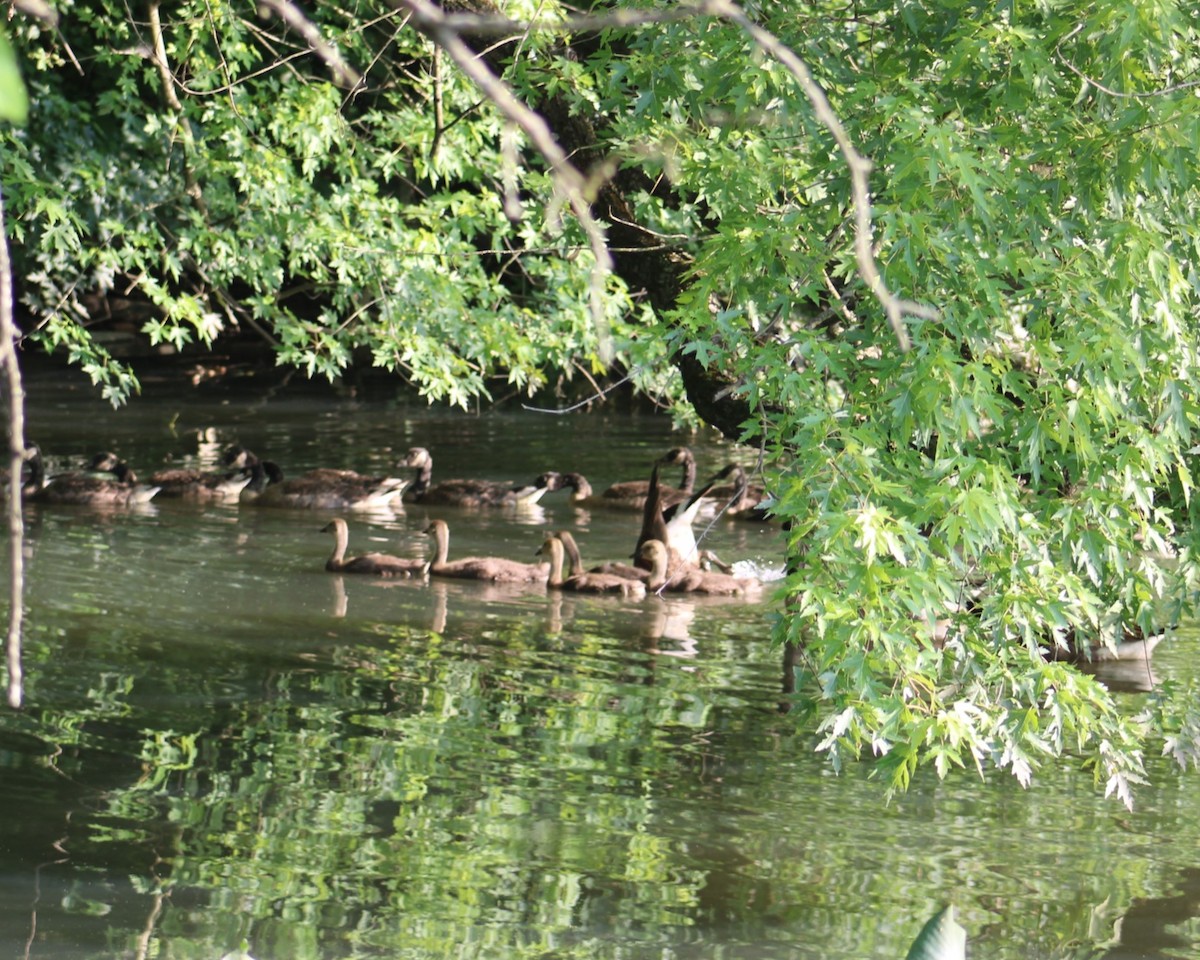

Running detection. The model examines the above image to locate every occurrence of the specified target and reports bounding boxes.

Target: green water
[1,369,1199,959]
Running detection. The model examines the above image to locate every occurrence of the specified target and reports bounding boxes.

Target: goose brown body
[257,468,407,510]
[150,466,254,502]
[597,447,697,510]
[424,519,548,583]
[24,447,161,505]
[706,463,770,520]
[402,447,550,507]
[322,518,428,577]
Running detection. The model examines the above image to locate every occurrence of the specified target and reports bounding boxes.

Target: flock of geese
[20,443,773,600]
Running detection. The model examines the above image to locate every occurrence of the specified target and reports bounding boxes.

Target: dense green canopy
[5,0,1200,803]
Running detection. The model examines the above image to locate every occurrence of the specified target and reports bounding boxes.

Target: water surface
[1,368,1198,960]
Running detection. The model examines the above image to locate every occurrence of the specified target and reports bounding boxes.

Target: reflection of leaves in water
[12,611,763,955]
[7,600,1200,959]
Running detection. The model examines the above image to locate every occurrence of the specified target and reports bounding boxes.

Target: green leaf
[0,27,28,125]
[905,904,967,960]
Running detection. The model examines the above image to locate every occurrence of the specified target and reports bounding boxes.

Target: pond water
[2,364,1200,960]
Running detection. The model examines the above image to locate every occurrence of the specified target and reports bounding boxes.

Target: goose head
[222,445,261,470]
[87,451,124,473]
[559,472,594,500]
[402,447,433,470]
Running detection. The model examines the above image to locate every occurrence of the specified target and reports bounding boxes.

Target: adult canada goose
[1044,624,1166,663]
[149,462,254,502]
[632,462,720,572]
[402,447,552,507]
[638,540,763,598]
[423,518,549,583]
[226,444,407,510]
[322,517,429,577]
[706,463,771,520]
[220,446,286,500]
[598,446,698,510]
[537,536,647,598]
[23,446,161,506]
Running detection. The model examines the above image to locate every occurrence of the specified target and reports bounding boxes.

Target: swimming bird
[550,448,701,513]
[149,463,255,502]
[537,535,647,598]
[598,446,698,510]
[554,528,650,584]
[423,518,549,583]
[638,539,763,597]
[224,451,285,501]
[23,446,161,506]
[322,517,429,577]
[632,461,721,572]
[705,463,771,520]
[226,445,407,510]
[1044,624,1166,663]
[402,447,552,507]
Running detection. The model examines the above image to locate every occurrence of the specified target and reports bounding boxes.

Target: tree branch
[0,185,26,710]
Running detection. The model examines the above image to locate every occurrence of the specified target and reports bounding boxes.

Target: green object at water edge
[905,905,967,960]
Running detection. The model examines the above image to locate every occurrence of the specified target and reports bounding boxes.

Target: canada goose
[706,463,771,520]
[537,536,647,598]
[555,528,650,583]
[239,458,286,499]
[631,461,720,572]
[227,444,407,509]
[221,445,262,471]
[322,517,428,577]
[23,446,161,505]
[402,447,552,507]
[598,446,698,510]
[149,463,254,501]
[638,539,763,597]
[423,518,548,583]
[659,469,725,565]
[218,446,287,500]
[1044,624,1166,663]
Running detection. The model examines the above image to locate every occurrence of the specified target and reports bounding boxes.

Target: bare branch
[1056,23,1200,99]
[256,0,364,89]
[0,185,25,709]
[699,0,936,350]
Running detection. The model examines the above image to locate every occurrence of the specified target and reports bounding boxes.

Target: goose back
[257,467,408,510]
[150,466,254,501]
[25,448,160,505]
[403,447,551,507]
[599,447,697,510]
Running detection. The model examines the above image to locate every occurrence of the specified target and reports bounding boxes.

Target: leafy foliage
[5,0,1200,800]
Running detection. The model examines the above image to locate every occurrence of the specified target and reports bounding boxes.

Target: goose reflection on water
[1093,865,1200,959]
